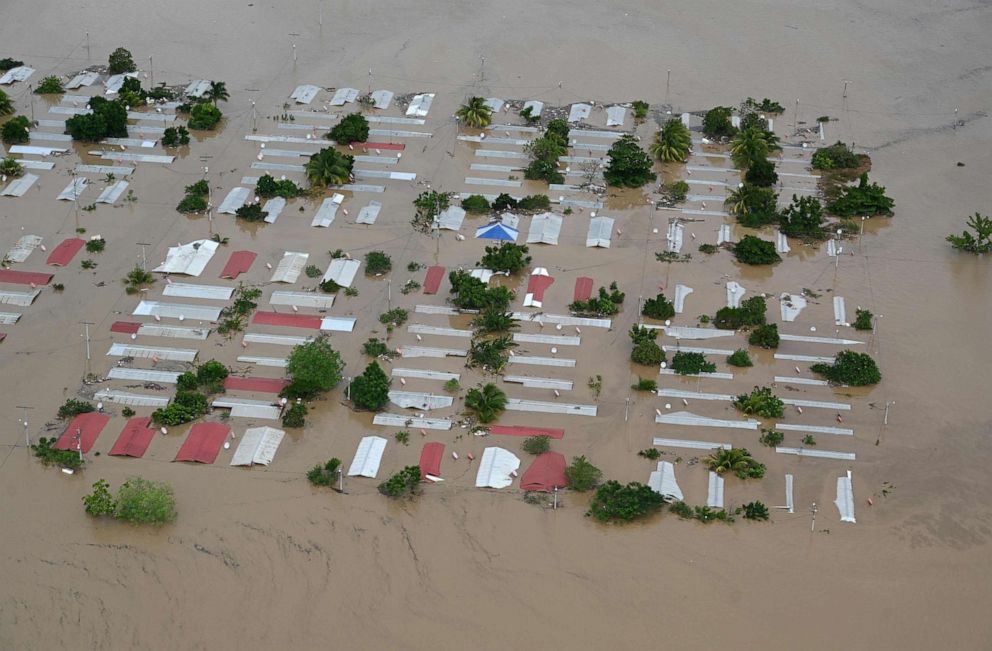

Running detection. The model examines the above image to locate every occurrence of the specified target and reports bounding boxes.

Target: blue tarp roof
[475,223,519,241]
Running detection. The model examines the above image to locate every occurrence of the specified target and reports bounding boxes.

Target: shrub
[810,350,881,386]
[361,337,394,358]
[714,296,767,330]
[188,102,222,130]
[395,430,410,445]
[108,47,137,74]
[443,378,461,392]
[151,391,208,426]
[255,174,301,199]
[638,448,661,460]
[328,112,369,144]
[739,501,770,521]
[35,75,65,94]
[491,193,518,212]
[319,279,340,293]
[565,456,602,492]
[516,194,551,211]
[282,402,307,428]
[81,259,97,270]
[464,383,507,423]
[587,481,666,523]
[411,190,451,231]
[706,447,765,480]
[946,213,992,254]
[631,340,665,366]
[176,372,198,392]
[1,115,30,144]
[307,458,341,486]
[0,156,24,177]
[726,183,779,227]
[670,501,694,519]
[519,105,540,123]
[364,250,392,275]
[461,194,491,213]
[698,243,718,254]
[0,58,24,72]
[632,378,658,392]
[479,242,531,274]
[641,293,675,320]
[748,323,780,349]
[570,284,624,317]
[759,429,784,447]
[196,360,229,393]
[83,479,116,516]
[235,203,267,222]
[671,351,716,375]
[744,158,778,187]
[283,337,345,399]
[733,386,784,418]
[378,307,408,327]
[58,398,95,419]
[524,159,564,184]
[802,434,817,446]
[161,126,190,147]
[632,100,649,120]
[32,437,84,470]
[522,435,551,455]
[667,180,689,202]
[176,191,209,213]
[448,270,513,311]
[123,265,154,294]
[692,505,735,523]
[702,106,736,139]
[811,141,859,170]
[349,361,391,411]
[467,336,516,372]
[853,309,874,331]
[121,407,135,417]
[733,235,781,265]
[110,477,177,524]
[604,134,657,188]
[779,195,825,239]
[828,173,894,217]
[378,466,421,498]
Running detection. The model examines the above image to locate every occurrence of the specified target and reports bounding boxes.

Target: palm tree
[465,383,508,423]
[206,81,229,106]
[725,183,761,216]
[471,308,519,334]
[0,89,13,116]
[456,96,493,129]
[649,118,692,163]
[705,447,756,475]
[730,127,782,168]
[306,147,354,187]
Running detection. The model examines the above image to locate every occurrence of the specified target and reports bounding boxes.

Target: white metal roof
[660,368,734,380]
[408,324,472,338]
[502,376,573,390]
[30,131,73,142]
[661,325,734,340]
[414,305,460,316]
[726,281,746,308]
[262,197,286,224]
[56,177,89,201]
[106,343,198,362]
[290,84,322,104]
[0,289,40,306]
[406,93,435,117]
[76,164,134,175]
[674,284,693,313]
[93,389,170,407]
[526,212,562,245]
[348,436,388,477]
[512,332,580,346]
[153,239,218,276]
[1,174,39,197]
[399,346,467,359]
[648,461,683,502]
[522,100,544,117]
[106,368,182,383]
[96,181,130,204]
[605,106,627,126]
[835,471,856,522]
[0,66,34,84]
[5,235,43,263]
[66,71,100,89]
[231,426,286,466]
[311,194,345,227]
[437,206,465,231]
[834,295,847,326]
[237,355,288,367]
[0,312,21,324]
[774,423,854,436]
[217,187,251,214]
[506,355,576,368]
[12,160,54,171]
[511,312,613,329]
[185,80,212,98]
[652,437,731,451]
[322,258,360,287]
[136,324,211,340]
[270,251,309,283]
[654,411,759,430]
[270,291,334,310]
[48,106,91,116]
[319,317,357,332]
[660,344,733,356]
[356,200,382,224]
[391,368,460,381]
[370,89,394,109]
[214,399,281,420]
[707,472,725,508]
[388,390,453,410]
[242,332,312,346]
[475,447,520,489]
[329,87,360,106]
[483,98,505,112]
[372,413,451,430]
[773,353,834,363]
[567,103,592,122]
[104,72,137,94]
[133,300,222,321]
[785,474,795,513]
[777,447,857,461]
[162,282,234,301]
[98,150,174,163]
[505,398,597,417]
[667,222,684,253]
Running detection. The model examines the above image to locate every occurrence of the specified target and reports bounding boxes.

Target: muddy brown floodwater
[1,1,990,649]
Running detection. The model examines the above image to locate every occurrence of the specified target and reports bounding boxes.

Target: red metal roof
[488,425,565,440]
[110,321,141,334]
[520,451,569,491]
[224,376,289,393]
[423,266,445,295]
[47,238,85,266]
[54,412,111,453]
[419,442,444,479]
[252,311,322,329]
[0,269,53,285]
[526,274,555,302]
[363,142,405,151]
[219,250,256,279]
[174,422,230,464]
[574,277,593,302]
[109,417,156,458]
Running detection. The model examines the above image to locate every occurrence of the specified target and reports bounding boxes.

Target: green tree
[587,481,666,523]
[522,435,551,455]
[727,349,753,367]
[378,466,421,497]
[730,127,773,168]
[283,402,308,428]
[235,203,267,222]
[853,309,874,331]
[649,118,692,163]
[739,501,770,520]
[827,173,894,216]
[461,194,491,213]
[733,235,781,265]
[706,447,765,479]
[748,323,780,349]
[811,141,859,170]
[205,80,229,106]
[810,350,881,386]
[726,183,779,227]
[671,351,716,375]
[641,293,676,320]
[364,250,392,275]
[306,147,354,187]
[702,106,736,138]
[714,296,767,329]
[604,134,657,188]
[0,115,30,144]
[0,89,13,116]
[780,195,825,239]
[82,479,116,516]
[113,477,177,524]
[471,308,519,334]
[188,102,222,130]
[161,126,190,147]
[349,361,391,411]
[464,383,507,423]
[479,242,531,274]
[284,337,345,399]
[467,335,516,372]
[108,47,137,74]
[744,157,778,187]
[0,156,24,178]
[255,174,301,198]
[35,75,65,94]
[565,456,602,491]
[946,213,992,254]
[456,97,493,128]
[328,112,369,144]
[307,458,341,486]
[733,386,785,418]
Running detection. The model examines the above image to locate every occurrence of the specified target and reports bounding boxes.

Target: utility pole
[884,401,895,426]
[319,0,323,27]
[250,100,257,132]
[17,405,33,447]
[843,80,850,98]
[149,55,154,87]
[29,85,35,122]
[80,321,94,377]
[136,242,150,270]
[292,43,297,63]
[86,32,90,59]
[75,426,83,462]
[666,69,671,100]
[794,98,800,133]
[810,501,818,532]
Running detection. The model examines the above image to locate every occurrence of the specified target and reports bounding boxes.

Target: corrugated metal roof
[29,131,72,142]
[354,155,397,165]
[0,289,41,306]
[503,375,573,390]
[11,144,69,155]
[355,200,382,224]
[511,312,612,329]
[605,106,627,126]
[435,206,465,231]
[329,87,360,106]
[231,426,285,465]
[506,355,576,368]
[270,251,309,283]
[512,332,580,346]
[465,177,521,187]
[66,71,100,89]
[348,436,388,477]
[258,148,309,158]
[57,177,88,201]
[391,368,459,381]
[777,447,857,462]
[367,116,425,125]
[651,437,731,451]
[270,291,334,310]
[237,355,288,367]
[773,353,834,363]
[775,423,854,436]
[136,324,211,340]
[648,461,684,502]
[505,398,597,417]
[49,106,91,116]
[405,93,435,117]
[320,317,356,332]
[400,346,467,359]
[99,151,174,163]
[654,411,759,430]
[660,325,734,340]
[106,367,183,383]
[93,389,170,407]
[525,213,562,245]
[567,103,592,122]
[5,235,43,263]
[337,183,385,193]
[106,343,198,362]
[388,390,453,410]
[370,89,394,109]
[1,174,39,197]
[474,149,529,160]
[659,368,734,380]
[185,80,212,97]
[0,312,22,324]
[153,239,218,276]
[96,181,129,204]
[242,332,312,346]
[133,300,222,321]
[475,447,520,489]
[311,194,344,227]
[483,98,505,112]
[414,305,459,316]
[373,413,451,430]
[772,375,830,387]
[661,344,733,356]
[408,324,472,338]
[162,282,234,301]
[522,100,544,117]
[0,66,34,84]
[75,164,134,175]
[707,472,725,508]
[290,84,322,104]
[218,187,251,214]
[213,398,281,420]
[322,258,360,286]
[13,160,54,170]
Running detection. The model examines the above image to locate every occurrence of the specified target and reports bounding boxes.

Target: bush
[364,250,392,275]
[464,383,507,423]
[319,279,341,294]
[151,391,209,426]
[161,126,190,147]
[810,350,881,386]
[733,235,781,265]
[479,242,531,274]
[632,378,658,392]
[828,173,894,217]
[522,435,551,455]
[361,337,393,357]
[282,402,307,428]
[58,398,95,419]
[802,434,817,446]
[448,270,514,311]
[517,194,551,211]
[631,341,665,366]
[83,479,116,516]
[0,156,24,177]
[111,477,177,524]
[727,349,753,367]
[35,75,64,94]
[744,158,778,187]
[667,180,689,202]
[378,307,408,327]
[714,296,767,330]
[641,293,675,320]
[811,141,859,170]
[604,134,657,188]
[235,203,268,222]
[121,407,135,418]
[632,100,649,120]
[779,195,825,239]
[587,481,666,523]
[255,174,301,199]
[706,447,765,480]
[524,159,565,185]
[1,115,30,144]
[307,458,341,486]
[108,47,137,74]
[759,429,784,447]
[283,337,345,399]
[853,309,873,331]
[698,243,718,254]
[188,102,222,130]
[703,106,736,139]
[565,456,602,492]
[378,466,421,498]
[670,501,694,519]
[733,386,784,418]
[467,336,516,372]
[638,448,661,460]
[671,351,716,375]
[946,213,992,254]
[443,378,461,392]
[176,372,198,392]
[328,112,369,144]
[570,284,625,317]
[692,505,735,523]
[739,501,770,521]
[461,194,491,213]
[31,437,84,470]
[65,96,128,141]
[491,193,517,212]
[0,58,24,72]
[748,323,780,349]
[727,184,779,227]
[395,430,410,445]
[196,360,228,392]
[349,361,391,411]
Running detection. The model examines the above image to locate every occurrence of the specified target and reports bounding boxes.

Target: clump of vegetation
[34,75,65,94]
[471,308,519,334]
[569,283,625,317]
[32,437,84,470]
[565,456,602,492]
[58,398,95,419]
[378,307,408,327]
[632,100,649,120]
[0,156,24,178]
[327,112,369,144]
[828,173,894,217]
[698,243,718,254]
[638,448,661,460]
[283,337,345,400]
[649,118,692,163]
[361,337,396,358]
[665,179,689,203]
[443,378,460,393]
[455,96,493,128]
[52,283,65,292]
[255,173,302,199]
[364,250,392,275]
[655,251,692,263]
[587,481,666,523]
[307,458,341,486]
[464,383,507,423]
[187,102,222,130]
[161,125,190,147]
[706,447,765,480]
[0,59,24,73]
[524,119,568,184]
[349,361,391,411]
[632,377,658,392]
[522,435,551,455]
[744,157,778,187]
[517,194,551,211]
[1,115,30,144]
[733,235,781,265]
[714,296,767,330]
[702,106,735,139]
[779,195,826,239]
[491,193,518,212]
[759,428,784,447]
[395,430,410,445]
[84,238,106,253]
[448,270,513,311]
[726,183,779,227]
[318,279,340,294]
[304,264,322,278]
[733,386,784,418]
[672,504,735,524]
[737,501,770,521]
[0,89,13,117]
[151,391,209,426]
[853,308,874,331]
[946,213,992,254]
[802,434,817,446]
[217,286,262,336]
[461,194,491,213]
[742,97,785,114]
[641,293,675,320]
[123,265,155,294]
[344,286,359,297]
[519,105,539,124]
[235,203,268,222]
[604,134,657,188]
[81,259,97,270]
[810,350,882,386]
[629,325,665,366]
[83,477,177,524]
[479,241,531,274]
[378,466,421,498]
[66,97,128,141]
[811,141,859,170]
[671,351,716,375]
[108,47,137,74]
[467,335,517,373]
[176,179,209,213]
[282,402,307,428]
[306,147,354,188]
[748,323,780,349]
[410,189,451,232]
